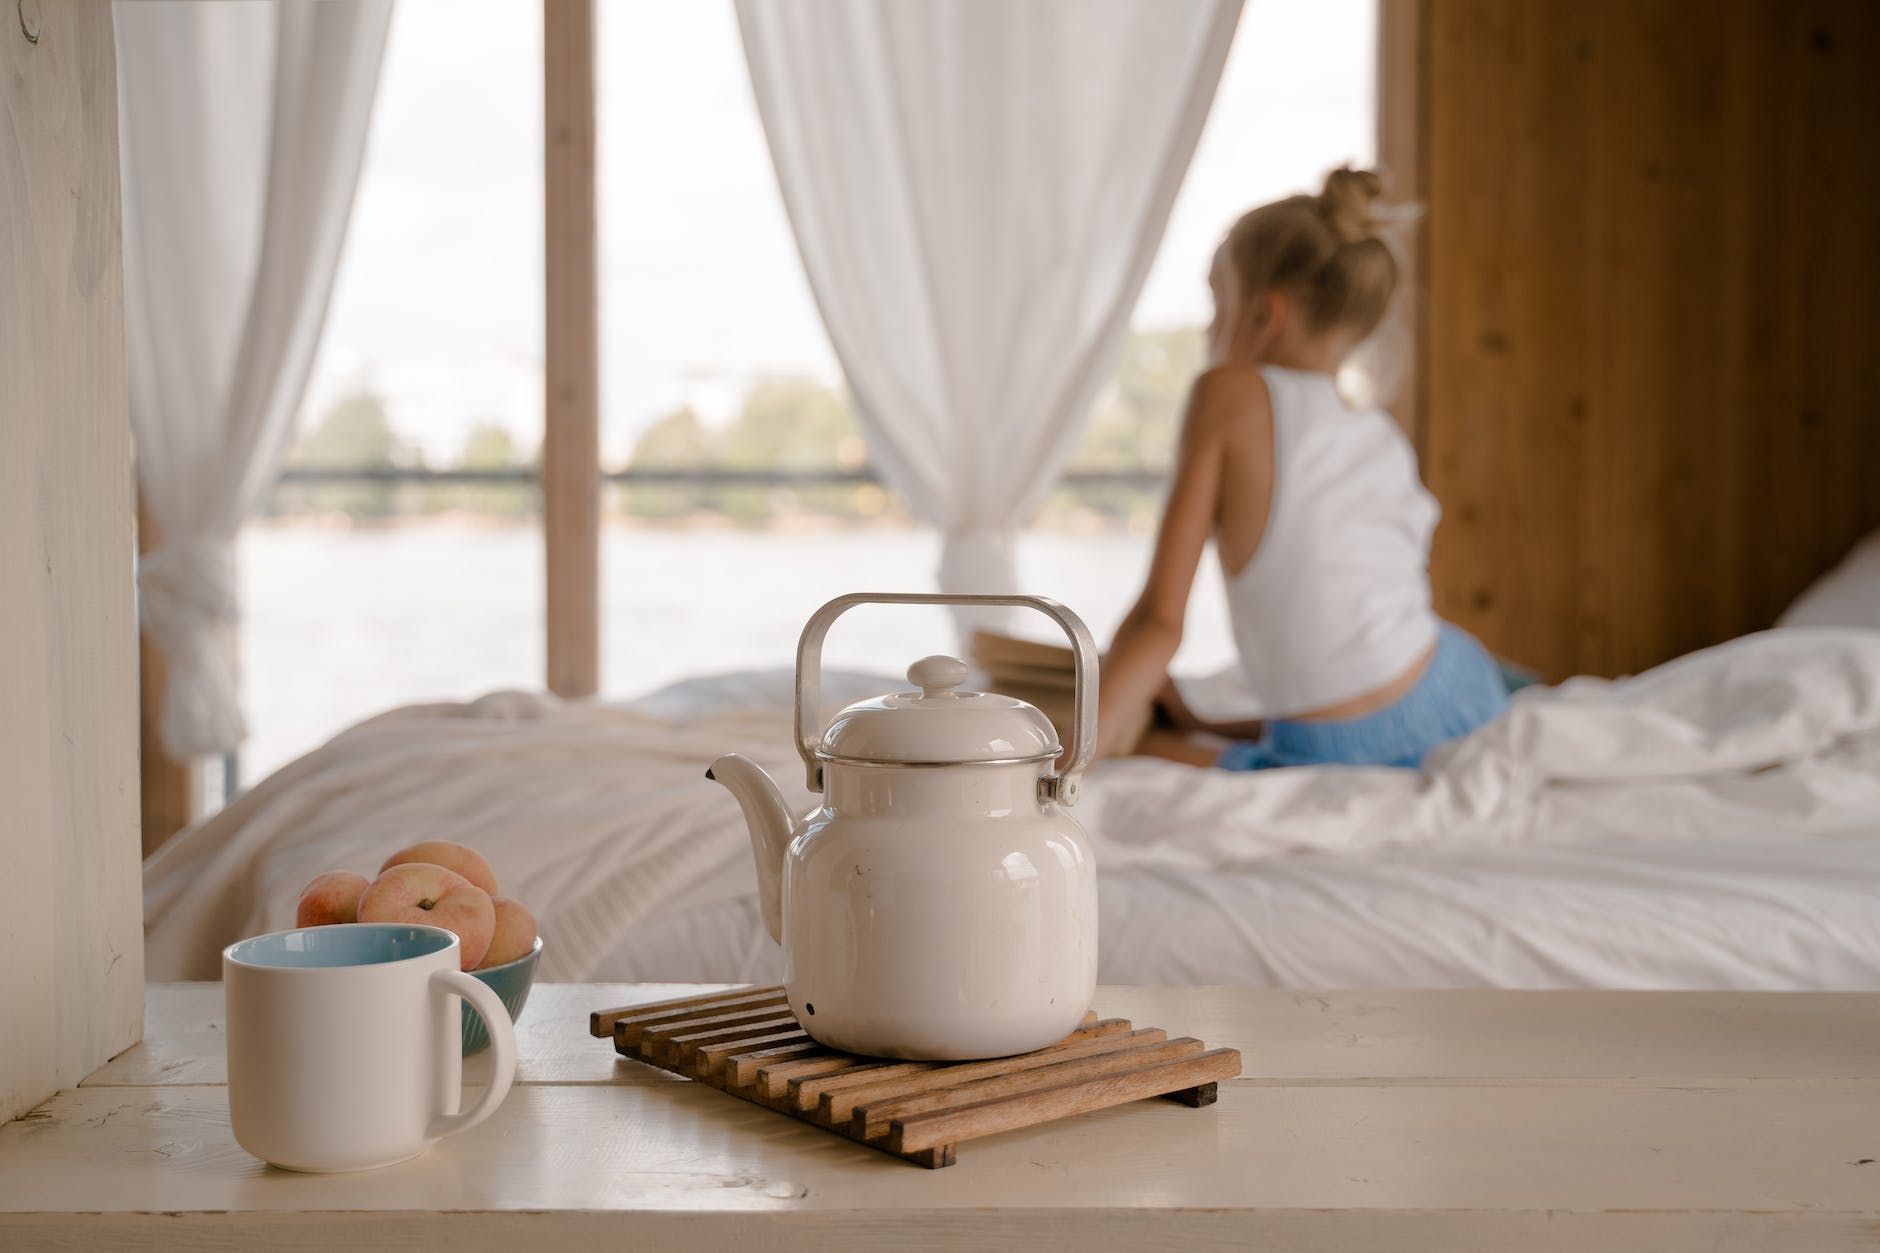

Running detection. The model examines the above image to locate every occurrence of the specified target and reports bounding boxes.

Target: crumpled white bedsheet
[143,630,1880,988]
[1093,625,1880,868]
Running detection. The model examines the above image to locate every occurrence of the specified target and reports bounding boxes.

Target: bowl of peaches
[296,840,540,1055]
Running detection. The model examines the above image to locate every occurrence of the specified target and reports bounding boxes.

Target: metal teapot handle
[795,593,1099,805]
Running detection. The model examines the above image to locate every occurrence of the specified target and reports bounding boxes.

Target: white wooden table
[2,984,1876,1251]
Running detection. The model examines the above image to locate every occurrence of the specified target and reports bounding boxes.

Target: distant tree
[624,406,714,519]
[295,391,402,469]
[459,421,520,469]
[288,390,406,518]
[721,378,857,470]
[622,383,871,523]
[630,406,712,467]
[449,420,532,518]
[602,338,1213,530]
[724,378,864,520]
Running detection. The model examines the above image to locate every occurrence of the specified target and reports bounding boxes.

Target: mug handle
[427,969,517,1142]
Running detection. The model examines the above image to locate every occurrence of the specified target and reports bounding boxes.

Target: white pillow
[1778,529,1880,630]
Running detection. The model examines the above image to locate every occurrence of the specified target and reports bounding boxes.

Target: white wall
[0,0,143,1125]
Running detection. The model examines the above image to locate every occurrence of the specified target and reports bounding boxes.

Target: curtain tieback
[137,535,245,758]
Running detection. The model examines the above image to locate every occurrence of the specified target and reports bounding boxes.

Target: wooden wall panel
[1376,0,1429,448]
[0,0,143,1123]
[1418,0,1880,678]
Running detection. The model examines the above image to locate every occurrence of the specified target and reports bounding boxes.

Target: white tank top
[1223,366,1440,716]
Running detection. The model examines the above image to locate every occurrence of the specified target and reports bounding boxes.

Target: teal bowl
[462,936,542,1055]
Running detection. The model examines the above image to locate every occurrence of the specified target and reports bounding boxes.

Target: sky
[303,0,1375,468]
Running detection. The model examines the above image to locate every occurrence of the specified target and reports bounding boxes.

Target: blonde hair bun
[1220,165,1403,347]
[1317,165,1384,244]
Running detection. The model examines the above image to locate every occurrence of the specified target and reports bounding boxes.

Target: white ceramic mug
[223,923,517,1172]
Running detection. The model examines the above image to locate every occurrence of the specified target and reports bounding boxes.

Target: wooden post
[136,500,200,857]
[543,0,600,698]
[1,0,144,1124]
[1376,0,1429,455]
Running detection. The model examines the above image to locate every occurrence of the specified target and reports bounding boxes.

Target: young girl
[1095,167,1509,770]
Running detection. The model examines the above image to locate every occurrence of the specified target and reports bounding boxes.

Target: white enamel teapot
[707,593,1099,1061]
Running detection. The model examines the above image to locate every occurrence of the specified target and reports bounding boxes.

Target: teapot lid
[819,655,1061,766]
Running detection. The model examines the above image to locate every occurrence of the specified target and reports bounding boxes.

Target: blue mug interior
[226,923,456,970]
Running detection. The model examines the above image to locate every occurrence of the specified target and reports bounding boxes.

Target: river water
[238,521,1238,781]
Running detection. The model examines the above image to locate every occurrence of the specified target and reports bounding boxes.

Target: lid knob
[908,654,970,699]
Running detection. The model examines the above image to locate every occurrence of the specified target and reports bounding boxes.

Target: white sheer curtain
[737,0,1241,634]
[117,0,392,758]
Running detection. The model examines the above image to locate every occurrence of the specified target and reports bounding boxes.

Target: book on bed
[970,630,1149,755]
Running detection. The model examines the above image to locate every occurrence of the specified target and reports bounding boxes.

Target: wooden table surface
[2,984,1876,1251]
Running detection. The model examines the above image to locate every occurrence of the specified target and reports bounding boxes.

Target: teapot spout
[706,754,792,945]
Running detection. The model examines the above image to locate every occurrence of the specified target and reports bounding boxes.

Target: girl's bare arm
[1094,367,1262,758]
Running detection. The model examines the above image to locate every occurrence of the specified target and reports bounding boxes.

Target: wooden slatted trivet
[589,986,1241,1168]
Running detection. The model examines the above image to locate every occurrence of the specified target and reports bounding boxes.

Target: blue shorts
[1217,623,1511,771]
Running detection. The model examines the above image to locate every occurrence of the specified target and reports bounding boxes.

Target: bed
[143,628,1880,990]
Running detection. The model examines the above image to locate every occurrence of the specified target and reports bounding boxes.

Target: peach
[357,863,495,971]
[476,896,538,970]
[380,840,499,896]
[295,871,370,928]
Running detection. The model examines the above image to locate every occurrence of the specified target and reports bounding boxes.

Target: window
[245,0,1375,781]
[245,0,544,780]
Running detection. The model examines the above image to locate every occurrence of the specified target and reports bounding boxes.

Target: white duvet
[144,629,1880,988]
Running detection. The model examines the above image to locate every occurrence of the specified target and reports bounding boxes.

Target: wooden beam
[1376,0,1430,454]
[1,0,144,1124]
[543,0,600,699]
[135,499,198,857]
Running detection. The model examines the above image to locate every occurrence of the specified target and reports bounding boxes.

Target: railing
[275,466,1169,488]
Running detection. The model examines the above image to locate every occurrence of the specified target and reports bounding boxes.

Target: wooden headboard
[1384,0,1880,680]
